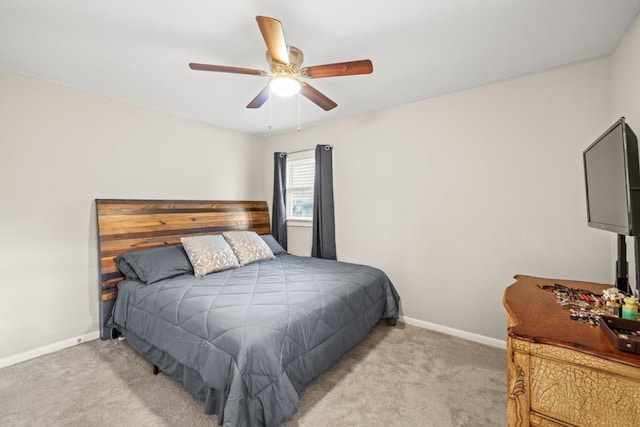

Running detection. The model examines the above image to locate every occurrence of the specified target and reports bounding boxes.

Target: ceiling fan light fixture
[269,74,301,97]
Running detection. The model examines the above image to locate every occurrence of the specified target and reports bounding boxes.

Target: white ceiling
[1,1,639,137]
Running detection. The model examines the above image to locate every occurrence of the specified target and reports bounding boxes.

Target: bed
[96,199,400,426]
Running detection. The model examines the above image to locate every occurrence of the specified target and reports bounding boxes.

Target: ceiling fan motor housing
[267,46,303,75]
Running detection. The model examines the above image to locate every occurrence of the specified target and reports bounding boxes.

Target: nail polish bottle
[622,297,638,321]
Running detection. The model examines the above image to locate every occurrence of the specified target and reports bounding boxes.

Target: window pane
[290,189,313,218]
[287,154,315,219]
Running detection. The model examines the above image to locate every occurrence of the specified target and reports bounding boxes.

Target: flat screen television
[583,117,640,295]
[583,117,640,236]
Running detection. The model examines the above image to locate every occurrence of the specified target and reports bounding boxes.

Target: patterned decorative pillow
[180,234,240,277]
[223,231,275,266]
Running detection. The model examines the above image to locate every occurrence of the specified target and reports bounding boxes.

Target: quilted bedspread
[110,253,400,426]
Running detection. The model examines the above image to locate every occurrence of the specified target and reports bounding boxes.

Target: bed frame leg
[386,318,397,326]
[152,364,159,375]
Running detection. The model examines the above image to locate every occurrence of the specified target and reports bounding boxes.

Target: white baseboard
[0,331,100,369]
[399,315,507,349]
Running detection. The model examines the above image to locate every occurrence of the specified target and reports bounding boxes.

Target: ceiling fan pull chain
[297,92,301,132]
[269,86,273,131]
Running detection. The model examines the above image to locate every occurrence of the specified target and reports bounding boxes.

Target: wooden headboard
[95,199,270,339]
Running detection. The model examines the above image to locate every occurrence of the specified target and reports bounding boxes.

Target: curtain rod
[278,145,333,156]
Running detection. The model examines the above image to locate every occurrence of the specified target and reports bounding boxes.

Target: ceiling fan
[189,16,373,111]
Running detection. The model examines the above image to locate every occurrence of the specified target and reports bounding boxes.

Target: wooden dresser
[504,275,640,426]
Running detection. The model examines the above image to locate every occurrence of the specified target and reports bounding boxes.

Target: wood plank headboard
[95,199,270,339]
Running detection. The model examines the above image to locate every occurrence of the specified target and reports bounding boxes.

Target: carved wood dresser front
[504,275,640,426]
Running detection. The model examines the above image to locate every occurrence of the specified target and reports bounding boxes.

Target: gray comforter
[111,253,400,426]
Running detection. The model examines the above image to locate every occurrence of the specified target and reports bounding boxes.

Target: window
[286,151,315,221]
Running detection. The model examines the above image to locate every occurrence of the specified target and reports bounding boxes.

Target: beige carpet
[0,322,506,426]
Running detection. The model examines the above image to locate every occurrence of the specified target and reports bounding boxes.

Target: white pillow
[180,234,239,277]
[223,231,275,266]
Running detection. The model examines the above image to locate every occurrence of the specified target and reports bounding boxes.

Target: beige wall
[612,13,640,291]
[263,58,614,340]
[613,12,640,125]
[0,69,264,360]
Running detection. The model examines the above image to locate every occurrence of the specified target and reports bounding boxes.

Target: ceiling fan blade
[301,59,373,78]
[246,86,271,109]
[300,83,337,111]
[189,63,268,76]
[256,16,289,65]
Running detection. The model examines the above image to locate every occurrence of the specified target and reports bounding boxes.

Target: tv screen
[583,117,640,235]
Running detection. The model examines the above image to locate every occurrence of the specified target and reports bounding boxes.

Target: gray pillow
[223,231,275,266]
[114,245,193,284]
[181,234,240,277]
[114,256,140,281]
[261,234,287,255]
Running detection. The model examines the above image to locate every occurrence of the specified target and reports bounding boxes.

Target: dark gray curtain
[311,145,336,260]
[272,152,287,250]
